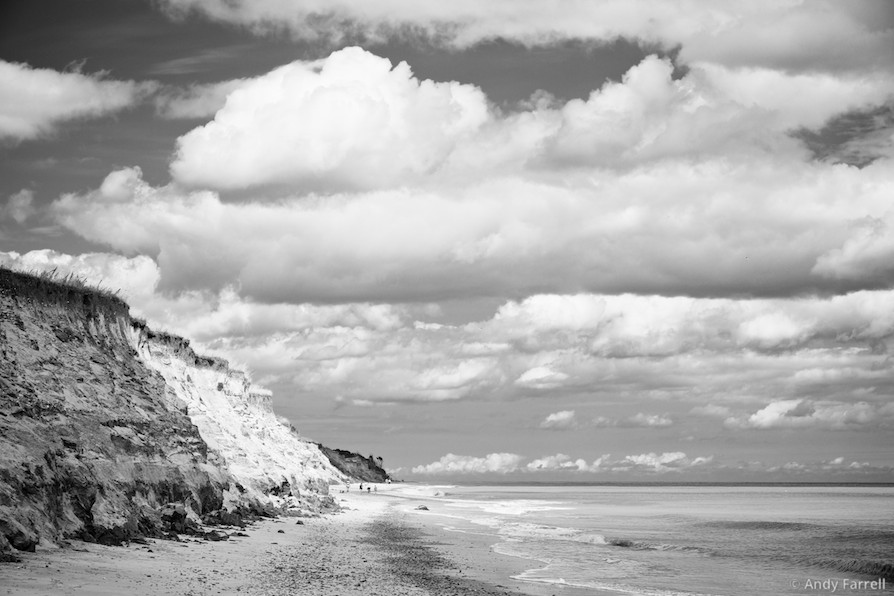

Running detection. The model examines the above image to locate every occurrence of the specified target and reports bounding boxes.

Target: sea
[409,484,894,596]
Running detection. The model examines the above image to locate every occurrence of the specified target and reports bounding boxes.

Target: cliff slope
[0,269,346,558]
[136,330,346,504]
[318,446,391,483]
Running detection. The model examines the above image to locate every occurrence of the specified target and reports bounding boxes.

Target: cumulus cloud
[3,190,36,224]
[412,451,713,475]
[170,48,489,191]
[0,248,405,348]
[526,453,588,472]
[0,60,153,142]
[46,51,894,307]
[517,367,570,390]
[27,240,893,408]
[26,245,893,410]
[0,249,160,302]
[50,155,894,303]
[725,399,894,430]
[813,215,894,284]
[167,50,894,193]
[158,0,894,73]
[411,452,524,475]
[539,410,577,430]
[622,452,713,472]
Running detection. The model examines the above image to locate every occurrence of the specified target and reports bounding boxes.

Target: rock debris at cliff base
[0,267,358,557]
[0,492,541,596]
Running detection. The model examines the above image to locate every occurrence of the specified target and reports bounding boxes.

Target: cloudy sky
[2,0,894,481]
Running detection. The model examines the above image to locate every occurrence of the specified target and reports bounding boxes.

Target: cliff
[0,268,348,559]
[318,446,391,483]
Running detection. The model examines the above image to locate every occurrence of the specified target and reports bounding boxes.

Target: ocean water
[414,484,894,596]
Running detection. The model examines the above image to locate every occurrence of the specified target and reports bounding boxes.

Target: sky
[2,0,894,482]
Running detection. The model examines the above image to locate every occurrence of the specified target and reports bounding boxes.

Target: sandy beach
[0,485,597,596]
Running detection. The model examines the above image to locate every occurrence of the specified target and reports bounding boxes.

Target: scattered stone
[203,509,245,528]
[414,506,429,511]
[295,520,304,525]
[277,529,285,534]
[204,530,229,542]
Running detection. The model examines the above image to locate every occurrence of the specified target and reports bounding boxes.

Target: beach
[3,484,891,596]
[0,485,591,596]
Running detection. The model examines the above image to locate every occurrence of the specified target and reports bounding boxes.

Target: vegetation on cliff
[0,267,370,561]
[318,445,391,483]
[0,267,231,557]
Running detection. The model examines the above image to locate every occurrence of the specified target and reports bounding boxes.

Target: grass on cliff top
[0,266,130,314]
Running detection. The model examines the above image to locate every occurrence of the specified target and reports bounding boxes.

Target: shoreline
[0,485,607,596]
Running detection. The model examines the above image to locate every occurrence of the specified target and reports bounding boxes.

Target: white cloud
[526,454,588,472]
[170,47,489,191]
[813,215,894,284]
[411,451,715,475]
[167,50,894,194]
[158,0,894,74]
[0,249,160,302]
[0,61,154,142]
[517,366,569,390]
[23,246,892,410]
[539,410,576,430]
[622,451,711,472]
[411,452,524,475]
[725,399,894,430]
[3,190,36,224]
[50,156,894,304]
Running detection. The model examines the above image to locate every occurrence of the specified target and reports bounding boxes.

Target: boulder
[0,517,38,552]
[202,509,245,527]
[159,503,200,535]
[204,530,229,542]
[0,532,21,562]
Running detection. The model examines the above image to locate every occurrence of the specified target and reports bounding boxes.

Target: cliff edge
[0,268,348,559]
[318,445,391,483]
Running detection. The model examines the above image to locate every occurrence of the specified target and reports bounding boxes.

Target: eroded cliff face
[318,446,391,483]
[134,329,346,505]
[0,269,345,557]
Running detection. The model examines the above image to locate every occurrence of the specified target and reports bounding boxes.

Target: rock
[277,529,285,533]
[295,520,304,525]
[202,508,245,527]
[0,516,38,552]
[159,503,201,535]
[0,532,21,562]
[160,503,187,527]
[204,530,229,542]
[414,505,429,511]
[0,266,350,554]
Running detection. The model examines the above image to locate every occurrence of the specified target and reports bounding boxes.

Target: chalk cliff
[0,268,347,558]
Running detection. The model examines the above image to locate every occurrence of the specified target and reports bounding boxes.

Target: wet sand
[0,485,599,596]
